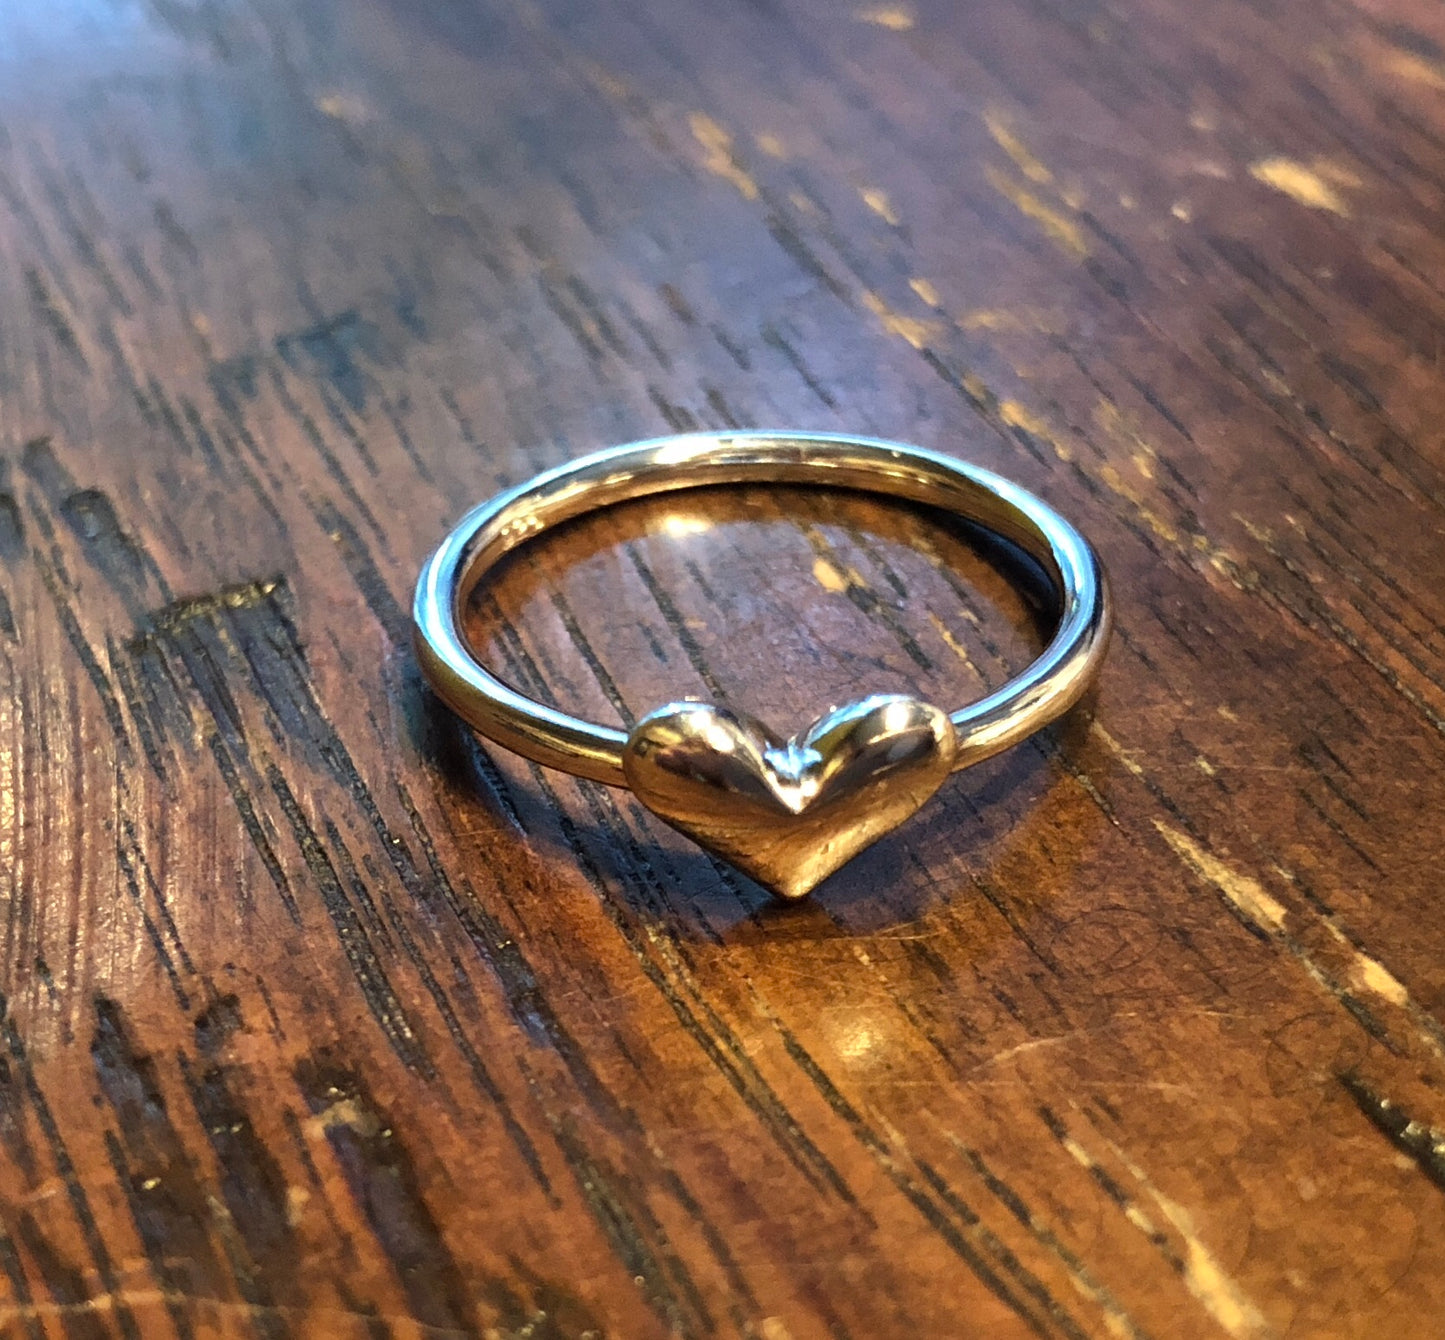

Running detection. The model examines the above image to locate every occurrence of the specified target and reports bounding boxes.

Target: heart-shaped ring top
[622,695,958,899]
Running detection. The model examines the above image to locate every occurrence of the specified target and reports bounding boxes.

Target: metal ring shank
[413,432,1111,786]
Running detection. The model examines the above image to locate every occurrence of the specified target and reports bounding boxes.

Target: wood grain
[1,0,1443,1334]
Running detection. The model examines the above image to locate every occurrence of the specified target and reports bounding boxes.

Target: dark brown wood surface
[1,0,1443,1334]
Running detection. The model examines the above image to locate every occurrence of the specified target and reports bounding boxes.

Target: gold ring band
[413,432,1111,898]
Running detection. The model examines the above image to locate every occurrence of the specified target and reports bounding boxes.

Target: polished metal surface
[624,695,957,900]
[413,431,1112,898]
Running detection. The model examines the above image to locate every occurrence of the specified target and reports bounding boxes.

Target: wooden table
[1,0,1442,1334]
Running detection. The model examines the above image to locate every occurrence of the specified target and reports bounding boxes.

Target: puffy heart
[622,694,958,900]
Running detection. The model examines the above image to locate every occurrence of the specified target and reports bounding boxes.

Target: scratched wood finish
[1,0,1443,1335]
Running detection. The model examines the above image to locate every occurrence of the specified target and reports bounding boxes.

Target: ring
[413,432,1112,900]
